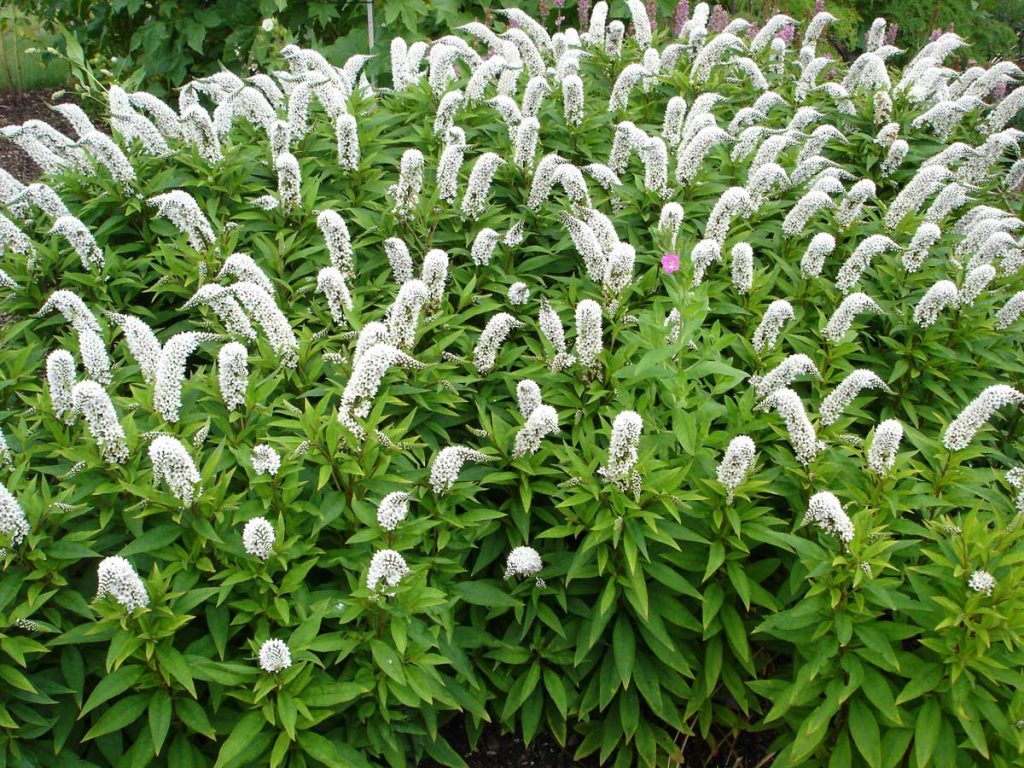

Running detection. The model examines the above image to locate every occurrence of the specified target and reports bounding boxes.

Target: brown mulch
[0,88,79,182]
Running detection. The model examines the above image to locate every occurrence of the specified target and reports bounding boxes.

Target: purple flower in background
[673,0,690,36]
[928,27,942,42]
[708,4,730,33]
[992,81,1008,101]
[776,23,795,43]
[812,0,826,14]
[746,23,760,40]
[646,0,658,32]
[579,0,591,28]
[556,14,565,27]
[662,252,680,274]
[884,23,899,45]
[539,0,550,19]
[554,0,564,6]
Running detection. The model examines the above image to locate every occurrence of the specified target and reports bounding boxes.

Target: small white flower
[389,149,424,221]
[367,549,410,593]
[913,280,959,328]
[261,18,275,32]
[252,445,281,476]
[0,482,29,546]
[598,410,642,490]
[756,388,824,466]
[803,491,855,543]
[512,405,558,458]
[242,517,275,560]
[574,299,603,369]
[376,492,410,531]
[317,211,354,278]
[148,190,216,251]
[473,313,522,374]
[72,381,128,463]
[218,342,249,410]
[968,570,995,596]
[819,370,891,426]
[943,385,1024,451]
[258,638,292,673]
[46,349,77,424]
[149,435,200,505]
[752,300,794,354]
[716,436,756,503]
[504,546,543,579]
[508,283,529,305]
[429,446,491,495]
[823,293,883,344]
[801,233,836,278]
[154,332,218,423]
[96,556,149,611]
[868,419,903,476]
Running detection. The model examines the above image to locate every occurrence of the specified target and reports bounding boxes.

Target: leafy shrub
[1,2,1024,767]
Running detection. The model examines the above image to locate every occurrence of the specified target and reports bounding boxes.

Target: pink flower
[662,252,680,274]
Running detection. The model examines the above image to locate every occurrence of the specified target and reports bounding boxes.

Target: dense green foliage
[21,0,1024,97]
[0,3,1024,768]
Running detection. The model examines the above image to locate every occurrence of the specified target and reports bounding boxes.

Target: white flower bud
[505,546,543,579]
[72,381,127,463]
[461,152,504,220]
[258,638,291,673]
[598,410,643,489]
[149,435,200,505]
[716,436,756,502]
[154,332,217,423]
[913,280,959,328]
[389,149,424,220]
[252,444,281,476]
[218,342,249,410]
[474,313,523,374]
[823,293,883,344]
[367,549,409,594]
[317,211,354,279]
[943,385,1024,451]
[242,516,275,559]
[804,491,854,542]
[574,299,603,368]
[752,300,794,353]
[512,404,558,458]
[819,370,891,426]
[756,388,824,465]
[148,190,215,251]
[868,419,902,476]
[376,492,410,531]
[96,556,149,611]
[731,242,754,294]
[429,446,491,494]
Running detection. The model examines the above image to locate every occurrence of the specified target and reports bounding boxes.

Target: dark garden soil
[0,88,79,182]
[422,719,776,768]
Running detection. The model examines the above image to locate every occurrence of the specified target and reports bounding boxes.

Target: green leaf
[914,699,941,768]
[370,639,406,685]
[543,667,567,719]
[83,694,148,741]
[121,525,182,555]
[156,643,197,697]
[452,581,520,609]
[80,664,144,718]
[612,616,636,689]
[849,699,883,768]
[149,691,172,756]
[214,711,265,768]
